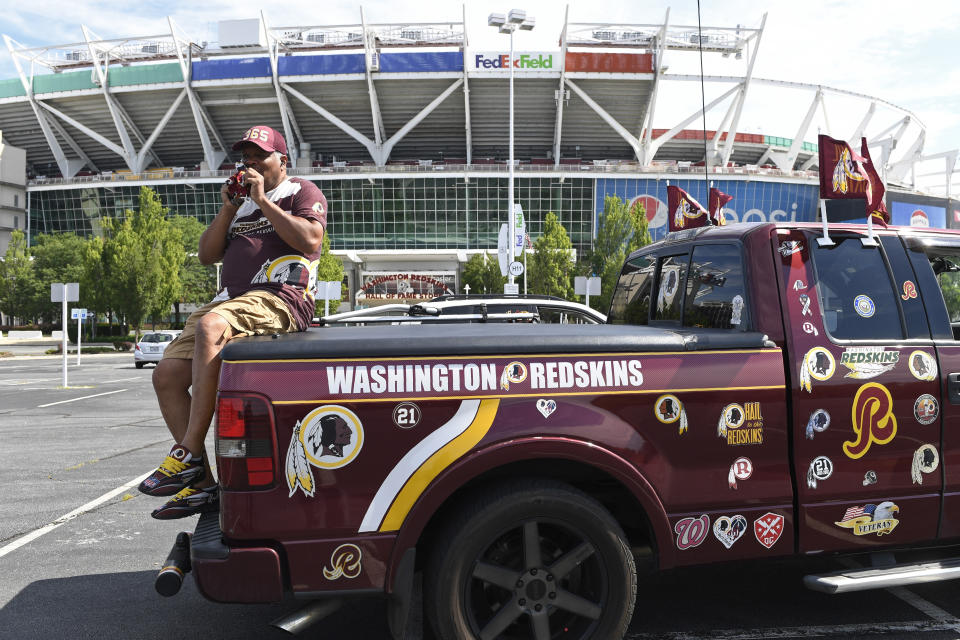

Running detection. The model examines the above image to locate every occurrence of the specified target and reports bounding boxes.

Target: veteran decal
[908,351,937,381]
[655,394,688,434]
[286,406,364,498]
[839,347,899,379]
[322,543,362,580]
[853,294,876,318]
[718,402,763,445]
[835,502,899,536]
[843,382,897,460]
[800,347,836,393]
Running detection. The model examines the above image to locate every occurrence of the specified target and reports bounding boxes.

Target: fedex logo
[474,53,555,70]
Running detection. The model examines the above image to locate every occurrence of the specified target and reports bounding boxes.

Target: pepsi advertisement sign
[596,178,819,241]
[889,198,946,228]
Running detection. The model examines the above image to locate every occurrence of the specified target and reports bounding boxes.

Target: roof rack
[314,303,539,326]
[429,293,566,302]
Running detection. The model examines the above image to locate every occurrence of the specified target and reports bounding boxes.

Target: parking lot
[3,353,960,639]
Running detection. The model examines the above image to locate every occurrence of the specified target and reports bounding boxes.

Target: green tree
[109,187,184,337]
[462,252,506,295]
[0,230,38,325]
[314,232,345,316]
[168,215,216,325]
[30,232,88,324]
[586,196,653,312]
[528,212,575,299]
[80,235,115,337]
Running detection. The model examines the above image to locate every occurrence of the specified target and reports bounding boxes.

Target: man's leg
[151,358,214,485]
[179,311,233,489]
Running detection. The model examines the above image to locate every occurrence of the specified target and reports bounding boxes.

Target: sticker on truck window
[800,347,836,393]
[843,383,897,460]
[901,281,918,300]
[286,405,365,497]
[853,294,876,318]
[655,394,688,434]
[778,240,803,258]
[911,445,939,485]
[839,346,900,379]
[805,409,830,439]
[908,351,937,381]
[834,502,899,536]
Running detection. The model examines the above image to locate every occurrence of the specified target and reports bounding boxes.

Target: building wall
[0,138,27,255]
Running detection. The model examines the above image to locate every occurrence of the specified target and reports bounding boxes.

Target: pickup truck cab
[184,221,960,640]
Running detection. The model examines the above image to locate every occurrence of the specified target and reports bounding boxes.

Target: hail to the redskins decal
[286,405,365,498]
[800,347,836,393]
[843,383,897,460]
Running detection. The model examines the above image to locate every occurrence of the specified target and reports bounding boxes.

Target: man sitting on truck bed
[138,125,327,519]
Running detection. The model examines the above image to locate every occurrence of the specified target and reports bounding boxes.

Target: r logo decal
[843,383,897,459]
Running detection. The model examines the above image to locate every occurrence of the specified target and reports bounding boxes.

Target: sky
[1,0,958,192]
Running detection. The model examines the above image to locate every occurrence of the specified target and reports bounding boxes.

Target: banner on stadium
[471,52,557,71]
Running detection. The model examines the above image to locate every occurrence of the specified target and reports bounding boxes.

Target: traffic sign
[70,308,87,320]
[509,261,525,276]
[51,283,79,302]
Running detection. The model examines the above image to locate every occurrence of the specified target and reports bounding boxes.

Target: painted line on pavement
[100,378,141,384]
[38,388,128,407]
[0,469,151,559]
[626,619,959,639]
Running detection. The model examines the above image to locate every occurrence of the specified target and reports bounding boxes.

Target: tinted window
[916,246,960,339]
[609,254,655,325]
[538,306,601,324]
[653,255,688,323]
[142,333,174,343]
[684,244,747,329]
[812,236,902,340]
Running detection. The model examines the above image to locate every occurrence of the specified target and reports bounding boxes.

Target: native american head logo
[832,147,867,194]
[285,405,365,498]
[673,199,704,229]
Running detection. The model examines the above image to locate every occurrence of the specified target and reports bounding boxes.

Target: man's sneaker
[138,444,205,497]
[151,485,219,520]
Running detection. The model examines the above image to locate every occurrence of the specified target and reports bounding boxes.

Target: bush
[114,341,134,352]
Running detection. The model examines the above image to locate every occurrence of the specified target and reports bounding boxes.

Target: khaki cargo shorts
[163,289,297,360]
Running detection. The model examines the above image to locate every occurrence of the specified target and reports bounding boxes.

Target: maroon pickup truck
[175,221,960,639]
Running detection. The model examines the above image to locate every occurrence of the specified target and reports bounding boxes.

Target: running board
[805,558,960,593]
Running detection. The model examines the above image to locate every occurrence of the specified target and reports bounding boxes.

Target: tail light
[216,393,277,490]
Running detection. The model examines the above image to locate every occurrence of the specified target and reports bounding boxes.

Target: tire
[424,479,636,640]
[135,362,144,369]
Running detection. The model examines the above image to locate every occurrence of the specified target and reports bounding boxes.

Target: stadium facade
[1,10,958,307]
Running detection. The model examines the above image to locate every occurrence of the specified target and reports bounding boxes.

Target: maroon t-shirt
[219,177,327,330]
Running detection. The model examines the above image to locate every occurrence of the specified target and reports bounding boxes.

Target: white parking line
[99,378,142,384]
[0,469,151,559]
[37,388,128,407]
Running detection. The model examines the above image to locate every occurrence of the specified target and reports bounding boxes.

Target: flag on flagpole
[708,188,733,226]
[860,138,890,225]
[668,185,709,232]
[818,134,871,200]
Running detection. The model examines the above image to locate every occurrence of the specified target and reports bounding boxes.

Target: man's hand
[220,181,242,209]
[243,167,267,205]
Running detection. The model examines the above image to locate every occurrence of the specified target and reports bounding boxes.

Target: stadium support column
[639,8,670,166]
[720,13,766,167]
[262,11,301,168]
[552,5,569,169]
[360,8,386,166]
[82,26,138,172]
[463,4,473,166]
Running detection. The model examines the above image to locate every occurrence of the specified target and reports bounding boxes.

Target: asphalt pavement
[3,353,960,639]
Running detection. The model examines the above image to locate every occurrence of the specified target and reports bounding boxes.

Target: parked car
[317,294,606,326]
[133,330,181,368]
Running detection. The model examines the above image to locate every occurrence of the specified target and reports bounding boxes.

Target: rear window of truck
[810,236,902,340]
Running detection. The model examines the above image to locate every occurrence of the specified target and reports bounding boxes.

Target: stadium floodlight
[507,9,526,24]
[489,8,535,293]
[487,13,506,27]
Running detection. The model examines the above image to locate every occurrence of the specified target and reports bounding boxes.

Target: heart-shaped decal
[536,399,557,418]
[712,514,747,549]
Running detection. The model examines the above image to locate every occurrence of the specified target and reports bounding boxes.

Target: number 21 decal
[392,402,421,429]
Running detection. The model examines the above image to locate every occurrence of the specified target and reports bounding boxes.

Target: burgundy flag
[818,134,870,200]
[709,188,733,226]
[860,138,890,225]
[668,185,709,232]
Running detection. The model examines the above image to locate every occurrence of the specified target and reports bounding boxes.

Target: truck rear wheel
[424,479,636,640]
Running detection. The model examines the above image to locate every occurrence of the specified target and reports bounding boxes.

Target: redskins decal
[500,361,528,391]
[800,347,836,393]
[842,383,897,460]
[654,394,688,434]
[832,146,867,194]
[286,405,365,497]
[908,350,937,381]
[322,543,362,580]
[251,254,319,298]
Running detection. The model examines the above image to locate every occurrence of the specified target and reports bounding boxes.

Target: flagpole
[817,200,835,247]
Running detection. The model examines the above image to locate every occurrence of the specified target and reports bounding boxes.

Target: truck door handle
[949,373,960,405]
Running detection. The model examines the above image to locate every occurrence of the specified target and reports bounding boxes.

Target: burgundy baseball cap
[232,125,288,155]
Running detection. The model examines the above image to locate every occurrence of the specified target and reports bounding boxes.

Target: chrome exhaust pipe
[270,598,343,635]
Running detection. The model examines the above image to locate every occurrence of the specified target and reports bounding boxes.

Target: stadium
[0,8,957,308]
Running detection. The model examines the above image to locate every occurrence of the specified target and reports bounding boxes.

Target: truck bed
[221,324,774,360]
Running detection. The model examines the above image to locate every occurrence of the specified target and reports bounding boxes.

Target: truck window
[684,244,747,330]
[609,254,655,325]
[653,254,689,324]
[919,248,960,339]
[811,236,902,340]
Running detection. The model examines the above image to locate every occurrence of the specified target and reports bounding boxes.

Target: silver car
[134,330,182,368]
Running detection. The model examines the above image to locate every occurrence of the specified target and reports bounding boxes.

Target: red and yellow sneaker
[138,444,205,497]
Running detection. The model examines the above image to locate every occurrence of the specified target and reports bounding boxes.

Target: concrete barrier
[6,331,44,340]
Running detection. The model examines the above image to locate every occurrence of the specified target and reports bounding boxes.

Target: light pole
[488,9,535,294]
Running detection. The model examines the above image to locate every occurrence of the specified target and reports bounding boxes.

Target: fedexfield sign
[472,52,556,71]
